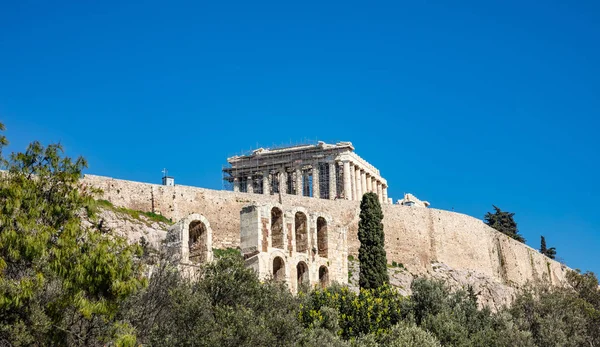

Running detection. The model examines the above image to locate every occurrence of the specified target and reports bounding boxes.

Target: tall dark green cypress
[540,235,557,259]
[358,192,389,289]
[540,236,548,254]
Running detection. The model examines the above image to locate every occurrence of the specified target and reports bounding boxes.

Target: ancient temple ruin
[223,141,392,204]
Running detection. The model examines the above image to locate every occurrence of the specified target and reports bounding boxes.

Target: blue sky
[1,0,599,274]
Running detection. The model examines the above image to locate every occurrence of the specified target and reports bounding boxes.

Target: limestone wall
[82,174,569,290]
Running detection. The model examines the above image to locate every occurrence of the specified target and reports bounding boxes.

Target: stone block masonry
[82,174,571,291]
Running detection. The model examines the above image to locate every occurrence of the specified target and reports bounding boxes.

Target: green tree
[540,236,556,259]
[299,284,403,339]
[509,286,590,347]
[484,205,525,243]
[566,270,600,345]
[358,192,388,289]
[0,124,145,346]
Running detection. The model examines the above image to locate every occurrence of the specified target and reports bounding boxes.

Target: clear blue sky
[1,1,599,274]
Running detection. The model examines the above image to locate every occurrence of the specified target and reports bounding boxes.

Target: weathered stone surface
[83,208,169,250]
[82,174,570,308]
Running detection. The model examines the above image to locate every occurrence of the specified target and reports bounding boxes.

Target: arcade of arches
[240,204,348,291]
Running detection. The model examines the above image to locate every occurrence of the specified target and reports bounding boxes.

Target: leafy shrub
[300,284,403,339]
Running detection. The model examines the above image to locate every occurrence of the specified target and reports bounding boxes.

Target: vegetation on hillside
[484,205,526,243]
[96,199,173,225]
[1,125,599,346]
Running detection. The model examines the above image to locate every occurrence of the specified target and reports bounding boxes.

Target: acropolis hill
[82,141,570,309]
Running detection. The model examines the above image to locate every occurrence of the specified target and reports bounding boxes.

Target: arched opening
[295,212,308,253]
[273,256,286,281]
[188,220,207,263]
[296,261,309,291]
[319,266,329,288]
[271,207,284,249]
[317,217,328,258]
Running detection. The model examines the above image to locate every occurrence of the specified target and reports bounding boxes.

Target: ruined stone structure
[240,204,347,292]
[397,193,430,208]
[223,141,392,204]
[166,213,213,265]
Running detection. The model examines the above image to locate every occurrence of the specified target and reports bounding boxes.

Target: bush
[123,252,302,347]
[379,322,441,347]
[300,284,403,339]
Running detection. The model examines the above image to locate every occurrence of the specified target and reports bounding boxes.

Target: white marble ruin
[223,141,392,204]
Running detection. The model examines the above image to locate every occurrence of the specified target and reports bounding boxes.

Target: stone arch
[296,261,309,291]
[319,266,329,288]
[167,213,213,264]
[295,211,308,253]
[273,256,286,281]
[271,207,284,249]
[188,220,207,263]
[317,216,328,258]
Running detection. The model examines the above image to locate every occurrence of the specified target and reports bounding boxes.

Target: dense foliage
[484,205,526,243]
[2,126,599,346]
[358,192,388,289]
[0,124,144,346]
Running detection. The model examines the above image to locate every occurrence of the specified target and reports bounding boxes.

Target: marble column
[247,176,254,194]
[233,177,240,192]
[262,172,270,195]
[355,166,362,200]
[312,164,320,198]
[295,168,302,196]
[350,163,356,201]
[279,171,287,195]
[371,177,377,195]
[377,181,383,203]
[329,161,336,200]
[360,170,367,197]
[383,186,388,204]
[343,161,351,200]
[366,174,372,193]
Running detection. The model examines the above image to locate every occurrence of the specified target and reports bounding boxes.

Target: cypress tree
[540,235,557,259]
[358,192,389,289]
[484,205,525,243]
[540,236,548,254]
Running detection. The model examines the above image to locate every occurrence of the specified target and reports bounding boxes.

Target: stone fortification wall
[82,174,569,290]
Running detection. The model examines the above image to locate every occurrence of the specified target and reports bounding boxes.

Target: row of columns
[231,160,389,204]
[343,160,388,204]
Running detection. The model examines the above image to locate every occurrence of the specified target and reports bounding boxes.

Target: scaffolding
[222,140,348,199]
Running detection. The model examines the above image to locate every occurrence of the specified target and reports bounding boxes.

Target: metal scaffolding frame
[222,141,348,199]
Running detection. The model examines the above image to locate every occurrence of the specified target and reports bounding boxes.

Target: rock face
[84,208,169,250]
[82,174,570,309]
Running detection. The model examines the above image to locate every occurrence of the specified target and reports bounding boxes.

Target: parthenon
[223,141,391,204]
